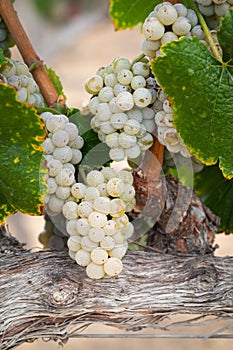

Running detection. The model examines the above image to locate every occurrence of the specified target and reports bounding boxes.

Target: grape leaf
[0,48,7,65]
[217,9,233,62]
[109,0,162,30]
[45,65,66,100]
[195,165,233,233]
[152,37,233,179]
[69,111,110,170]
[0,83,46,224]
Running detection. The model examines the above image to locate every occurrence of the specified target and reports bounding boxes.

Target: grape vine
[0,0,232,281]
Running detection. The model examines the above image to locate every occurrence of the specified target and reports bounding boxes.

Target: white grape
[84,187,100,202]
[81,236,99,252]
[46,177,57,194]
[64,123,79,142]
[55,184,70,199]
[117,169,134,185]
[93,196,111,214]
[42,138,55,154]
[107,178,125,197]
[110,198,126,217]
[78,201,93,218]
[66,219,79,236]
[85,74,104,94]
[55,167,74,186]
[104,257,123,276]
[46,115,66,133]
[131,62,150,78]
[113,57,131,73]
[71,183,86,199]
[124,144,141,159]
[47,195,64,214]
[109,245,127,259]
[96,103,112,122]
[123,119,141,135]
[103,220,118,236]
[71,149,82,164]
[88,211,108,228]
[98,86,114,103]
[118,133,137,148]
[91,247,108,264]
[76,218,91,236]
[109,147,125,161]
[117,69,133,85]
[110,112,128,129]
[105,132,119,148]
[133,88,152,108]
[116,91,134,111]
[67,236,81,251]
[100,236,115,250]
[53,146,73,164]
[142,17,165,41]
[88,227,105,242]
[172,16,191,36]
[62,201,78,220]
[130,75,147,90]
[86,170,105,187]
[75,249,91,267]
[156,3,178,25]
[86,262,105,279]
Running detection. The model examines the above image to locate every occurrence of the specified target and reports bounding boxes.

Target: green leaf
[0,83,46,224]
[217,9,233,62]
[195,165,233,233]
[45,65,66,99]
[109,0,162,30]
[69,111,110,170]
[152,37,233,179]
[0,48,7,66]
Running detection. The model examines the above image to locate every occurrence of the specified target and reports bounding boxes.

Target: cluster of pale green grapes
[195,0,233,26]
[41,111,136,279]
[85,57,157,161]
[0,58,45,107]
[41,111,84,216]
[141,2,206,58]
[65,167,135,279]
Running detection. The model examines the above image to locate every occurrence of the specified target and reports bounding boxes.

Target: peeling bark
[1,247,233,349]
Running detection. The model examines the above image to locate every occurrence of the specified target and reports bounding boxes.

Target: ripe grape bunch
[41,111,135,279]
[85,56,157,162]
[142,2,206,58]
[65,168,135,280]
[0,58,45,107]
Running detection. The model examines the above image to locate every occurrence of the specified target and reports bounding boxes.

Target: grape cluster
[65,167,135,279]
[38,213,68,250]
[41,111,84,216]
[85,57,158,162]
[0,58,45,107]
[154,94,191,158]
[142,2,206,58]
[153,90,204,172]
[0,16,14,57]
[195,0,232,26]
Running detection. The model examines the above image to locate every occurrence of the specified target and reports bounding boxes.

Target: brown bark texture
[1,229,233,349]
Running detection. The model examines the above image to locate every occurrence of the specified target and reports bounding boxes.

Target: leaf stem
[193,3,223,63]
[132,53,145,65]
[0,0,61,107]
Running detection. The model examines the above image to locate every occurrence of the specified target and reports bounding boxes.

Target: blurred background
[5,0,233,348]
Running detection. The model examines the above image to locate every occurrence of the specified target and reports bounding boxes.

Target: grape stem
[131,53,145,65]
[0,0,62,107]
[192,3,223,63]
